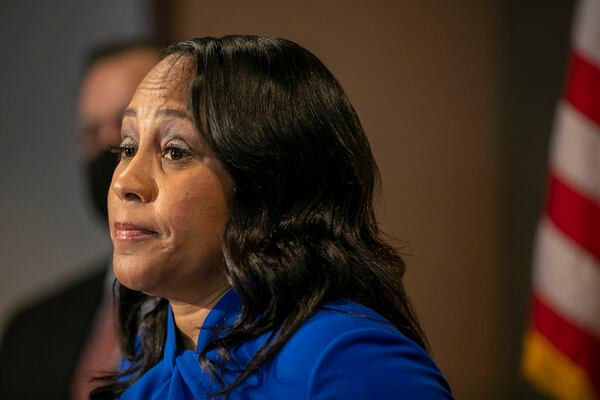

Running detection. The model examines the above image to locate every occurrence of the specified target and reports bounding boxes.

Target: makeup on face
[108,56,233,305]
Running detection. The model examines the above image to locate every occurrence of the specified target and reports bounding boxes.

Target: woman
[94,35,452,399]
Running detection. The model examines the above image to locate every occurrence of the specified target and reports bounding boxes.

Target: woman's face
[108,56,233,304]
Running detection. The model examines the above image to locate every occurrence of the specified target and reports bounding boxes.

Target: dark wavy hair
[92,35,427,398]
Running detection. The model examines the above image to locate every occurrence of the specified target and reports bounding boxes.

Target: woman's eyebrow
[120,108,136,123]
[155,108,192,121]
[119,108,193,124]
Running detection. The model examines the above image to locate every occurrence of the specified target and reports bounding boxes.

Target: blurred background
[0,1,578,398]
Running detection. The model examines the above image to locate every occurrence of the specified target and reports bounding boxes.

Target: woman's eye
[110,139,137,160]
[163,145,191,161]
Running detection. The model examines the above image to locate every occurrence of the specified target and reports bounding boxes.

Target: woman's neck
[169,282,230,351]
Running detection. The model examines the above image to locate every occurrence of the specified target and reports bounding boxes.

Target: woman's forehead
[132,55,192,102]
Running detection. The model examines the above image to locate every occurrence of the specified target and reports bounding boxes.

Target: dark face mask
[85,149,119,223]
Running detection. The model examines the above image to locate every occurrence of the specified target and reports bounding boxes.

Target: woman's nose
[111,153,157,203]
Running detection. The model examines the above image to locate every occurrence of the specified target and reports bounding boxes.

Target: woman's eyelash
[109,144,136,159]
[162,144,192,161]
[107,141,192,161]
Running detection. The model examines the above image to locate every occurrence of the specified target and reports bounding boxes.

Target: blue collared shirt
[119,290,452,399]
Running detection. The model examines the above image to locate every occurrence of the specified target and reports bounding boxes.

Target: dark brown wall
[499,1,575,398]
[157,2,502,397]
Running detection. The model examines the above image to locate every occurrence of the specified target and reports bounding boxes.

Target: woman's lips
[113,222,158,240]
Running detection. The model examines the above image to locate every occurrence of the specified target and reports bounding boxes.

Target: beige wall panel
[161,1,502,398]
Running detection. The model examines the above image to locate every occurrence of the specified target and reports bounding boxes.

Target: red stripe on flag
[566,51,600,127]
[531,294,600,391]
[546,172,600,261]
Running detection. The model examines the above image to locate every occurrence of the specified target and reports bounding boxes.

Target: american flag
[521,0,600,398]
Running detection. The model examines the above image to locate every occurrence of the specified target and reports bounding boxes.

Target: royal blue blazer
[118,290,452,399]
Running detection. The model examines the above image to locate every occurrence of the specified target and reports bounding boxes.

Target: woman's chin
[112,258,160,294]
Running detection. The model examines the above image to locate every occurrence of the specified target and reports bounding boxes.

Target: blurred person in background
[0,40,159,400]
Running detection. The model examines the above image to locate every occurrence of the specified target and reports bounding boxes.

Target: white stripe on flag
[533,217,600,337]
[549,101,600,202]
[573,0,600,66]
